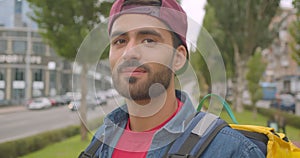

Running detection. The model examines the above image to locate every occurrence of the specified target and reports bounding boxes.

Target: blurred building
[0,0,37,28]
[262,6,300,94]
[0,0,112,105]
[0,26,74,105]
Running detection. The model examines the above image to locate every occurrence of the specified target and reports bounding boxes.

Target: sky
[181,0,207,51]
[280,0,294,9]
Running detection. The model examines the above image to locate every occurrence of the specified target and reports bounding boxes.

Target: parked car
[48,96,69,106]
[96,89,119,100]
[106,88,119,98]
[271,93,296,114]
[68,100,81,111]
[62,92,81,104]
[68,97,106,111]
[27,97,52,110]
[295,92,300,101]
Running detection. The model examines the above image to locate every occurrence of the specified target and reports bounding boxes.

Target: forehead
[110,14,171,36]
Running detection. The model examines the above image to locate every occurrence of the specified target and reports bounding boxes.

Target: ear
[173,45,187,72]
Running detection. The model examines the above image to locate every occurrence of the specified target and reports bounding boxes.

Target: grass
[20,109,300,158]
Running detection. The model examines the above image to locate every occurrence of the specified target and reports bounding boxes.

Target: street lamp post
[25,25,31,101]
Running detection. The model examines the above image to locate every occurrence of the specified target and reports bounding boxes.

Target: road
[0,98,120,143]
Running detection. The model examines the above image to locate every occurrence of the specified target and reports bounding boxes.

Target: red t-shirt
[112,99,183,158]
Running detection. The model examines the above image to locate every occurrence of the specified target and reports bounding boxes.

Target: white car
[68,97,107,111]
[106,88,119,98]
[27,97,52,110]
[295,92,300,101]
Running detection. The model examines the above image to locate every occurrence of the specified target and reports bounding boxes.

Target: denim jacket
[88,90,265,158]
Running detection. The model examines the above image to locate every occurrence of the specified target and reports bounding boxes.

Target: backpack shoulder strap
[194,121,228,157]
[78,136,103,158]
[167,112,228,158]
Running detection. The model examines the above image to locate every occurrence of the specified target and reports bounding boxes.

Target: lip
[119,67,147,76]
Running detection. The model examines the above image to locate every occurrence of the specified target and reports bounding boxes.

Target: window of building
[14,0,22,14]
[7,31,27,37]
[0,69,5,91]
[15,68,24,81]
[32,32,41,38]
[0,69,4,80]
[33,69,43,81]
[32,42,45,55]
[12,40,27,54]
[0,31,5,37]
[63,61,71,70]
[12,89,24,102]
[50,71,56,88]
[0,40,7,52]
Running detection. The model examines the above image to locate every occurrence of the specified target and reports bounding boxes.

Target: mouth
[119,66,148,76]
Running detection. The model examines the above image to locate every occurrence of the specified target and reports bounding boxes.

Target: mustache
[117,60,150,72]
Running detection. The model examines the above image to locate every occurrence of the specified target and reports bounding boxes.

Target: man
[80,0,265,157]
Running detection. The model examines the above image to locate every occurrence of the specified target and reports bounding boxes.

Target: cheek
[109,51,121,70]
[149,62,169,72]
[143,53,173,68]
[143,45,174,63]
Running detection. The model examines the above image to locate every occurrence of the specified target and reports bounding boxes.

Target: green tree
[202,4,234,82]
[194,4,234,97]
[206,0,280,112]
[246,48,267,119]
[27,0,112,141]
[190,42,210,94]
[290,0,300,64]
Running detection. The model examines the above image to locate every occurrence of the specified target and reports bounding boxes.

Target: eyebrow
[110,31,127,39]
[110,28,163,39]
[137,29,162,39]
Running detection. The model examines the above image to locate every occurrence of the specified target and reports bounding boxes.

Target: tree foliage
[27,0,113,141]
[207,0,279,57]
[27,0,112,61]
[205,0,280,112]
[246,48,267,118]
[190,47,210,94]
[202,4,234,80]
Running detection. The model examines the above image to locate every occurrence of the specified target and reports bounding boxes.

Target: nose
[122,39,141,61]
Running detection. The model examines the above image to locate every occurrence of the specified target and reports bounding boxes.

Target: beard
[112,60,172,101]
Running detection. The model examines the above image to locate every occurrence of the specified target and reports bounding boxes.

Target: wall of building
[0,27,73,105]
[0,0,112,105]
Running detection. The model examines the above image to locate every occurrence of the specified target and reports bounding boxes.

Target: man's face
[109,14,175,101]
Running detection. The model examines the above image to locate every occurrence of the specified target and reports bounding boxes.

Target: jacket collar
[104,90,196,130]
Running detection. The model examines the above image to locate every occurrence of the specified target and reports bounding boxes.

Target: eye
[112,39,126,45]
[142,39,156,44]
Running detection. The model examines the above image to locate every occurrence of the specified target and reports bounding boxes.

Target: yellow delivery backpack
[230,124,300,158]
[198,94,300,158]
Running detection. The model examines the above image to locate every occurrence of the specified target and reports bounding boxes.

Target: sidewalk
[0,105,26,114]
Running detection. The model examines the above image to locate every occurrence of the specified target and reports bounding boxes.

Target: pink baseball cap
[108,0,188,52]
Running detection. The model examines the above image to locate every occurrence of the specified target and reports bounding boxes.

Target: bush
[0,125,80,158]
[245,105,300,129]
[258,107,300,129]
[0,117,103,158]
